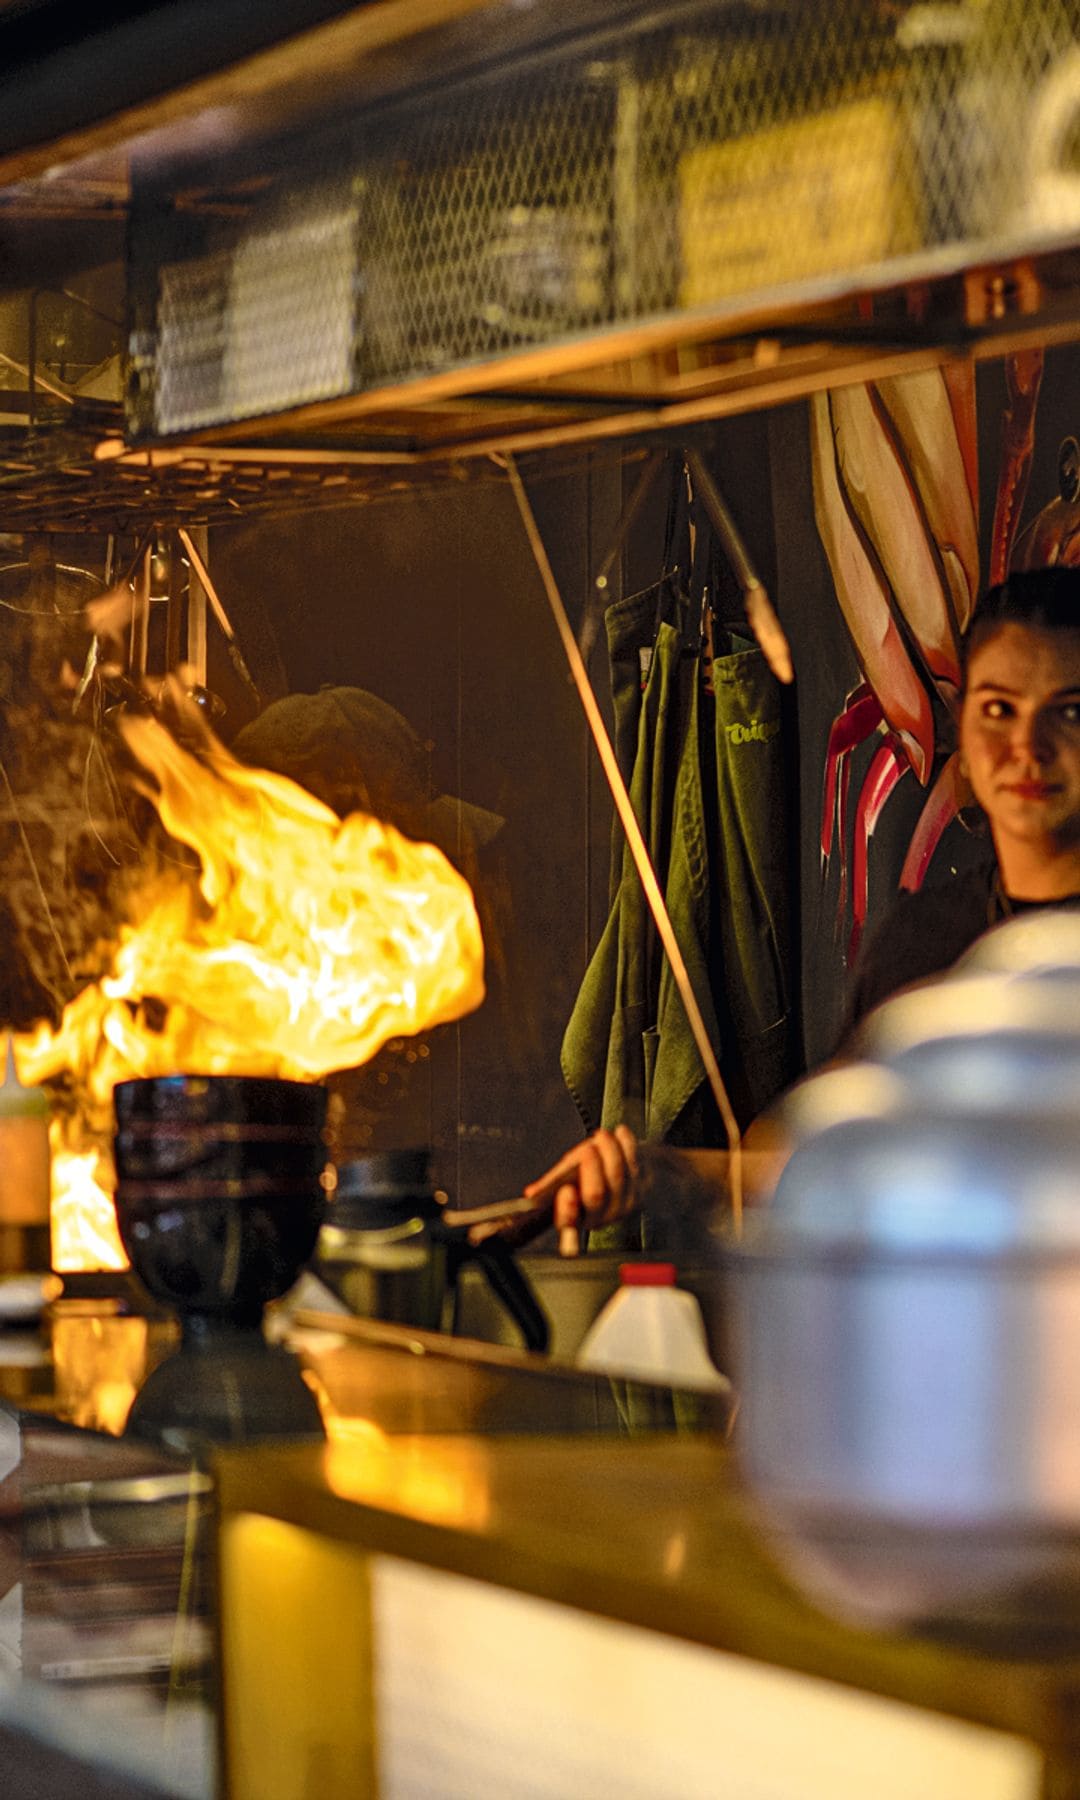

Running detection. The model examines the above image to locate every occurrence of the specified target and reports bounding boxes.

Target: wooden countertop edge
[211,1435,1075,1755]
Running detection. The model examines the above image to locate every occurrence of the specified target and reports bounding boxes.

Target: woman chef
[524,566,1080,1248]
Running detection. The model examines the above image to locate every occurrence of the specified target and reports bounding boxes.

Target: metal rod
[176,528,235,644]
[177,527,260,703]
[118,526,155,594]
[592,450,664,593]
[578,451,664,664]
[165,529,183,673]
[0,348,74,406]
[685,450,757,590]
[185,526,208,687]
[505,453,743,1234]
[131,542,150,682]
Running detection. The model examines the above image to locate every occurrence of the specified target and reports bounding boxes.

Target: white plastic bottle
[576,1263,731,1393]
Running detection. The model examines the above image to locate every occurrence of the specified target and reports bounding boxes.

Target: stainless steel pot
[726,929,1080,1640]
[733,1107,1080,1509]
[855,974,1080,1117]
[727,1112,1080,1636]
[956,906,1080,980]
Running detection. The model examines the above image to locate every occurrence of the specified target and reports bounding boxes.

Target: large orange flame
[18,712,486,1271]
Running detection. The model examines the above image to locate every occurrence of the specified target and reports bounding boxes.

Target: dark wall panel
[211,458,621,1205]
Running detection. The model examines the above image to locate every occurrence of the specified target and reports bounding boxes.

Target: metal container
[733,1107,1080,1515]
[726,948,1080,1640]
[855,974,1080,1117]
[315,1150,550,1352]
[956,907,1080,981]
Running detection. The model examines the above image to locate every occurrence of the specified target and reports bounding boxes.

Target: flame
[19,710,485,1271]
[49,1132,126,1272]
[51,1311,149,1433]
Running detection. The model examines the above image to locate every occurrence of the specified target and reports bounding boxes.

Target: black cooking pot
[113,1074,328,1338]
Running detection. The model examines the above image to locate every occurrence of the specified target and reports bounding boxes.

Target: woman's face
[960,622,1080,851]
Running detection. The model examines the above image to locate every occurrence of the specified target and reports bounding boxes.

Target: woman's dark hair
[963,566,1080,677]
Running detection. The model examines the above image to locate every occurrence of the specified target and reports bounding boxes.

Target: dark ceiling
[0,1,368,165]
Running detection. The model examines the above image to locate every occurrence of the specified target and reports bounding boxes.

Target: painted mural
[810,366,980,958]
[807,346,1080,971]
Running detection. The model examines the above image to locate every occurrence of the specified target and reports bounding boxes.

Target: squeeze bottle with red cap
[0,1036,51,1272]
[575,1263,730,1392]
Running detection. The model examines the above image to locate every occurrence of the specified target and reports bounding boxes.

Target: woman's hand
[523,1125,640,1256]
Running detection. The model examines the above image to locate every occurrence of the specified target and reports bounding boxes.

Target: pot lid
[854,976,1080,1118]
[767,1105,1080,1253]
[954,907,1080,981]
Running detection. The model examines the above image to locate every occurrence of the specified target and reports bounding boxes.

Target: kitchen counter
[211,1431,1080,1800]
[2,1301,1080,1798]
[0,1296,733,1444]
[0,1294,728,1796]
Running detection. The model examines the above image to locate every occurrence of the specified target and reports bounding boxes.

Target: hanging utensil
[686,450,794,684]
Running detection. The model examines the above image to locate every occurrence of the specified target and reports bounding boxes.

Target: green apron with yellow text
[561,587,793,1250]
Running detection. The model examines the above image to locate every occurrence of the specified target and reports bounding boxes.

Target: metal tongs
[440,1163,631,1256]
[441,1141,727,1255]
[440,1164,587,1250]
[439,1190,558,1231]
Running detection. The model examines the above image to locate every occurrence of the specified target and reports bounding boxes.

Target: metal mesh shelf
[0,421,631,534]
[127,0,1080,442]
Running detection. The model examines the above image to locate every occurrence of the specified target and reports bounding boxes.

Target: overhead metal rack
[1,256,1079,532]
[119,0,1080,456]
[0,409,658,534]
[1,0,1080,500]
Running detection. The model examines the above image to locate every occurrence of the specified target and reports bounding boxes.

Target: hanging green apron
[561,579,727,1252]
[562,581,688,1140]
[708,640,794,1123]
[560,486,795,1259]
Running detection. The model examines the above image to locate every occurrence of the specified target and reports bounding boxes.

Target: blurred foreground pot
[726,960,1080,1648]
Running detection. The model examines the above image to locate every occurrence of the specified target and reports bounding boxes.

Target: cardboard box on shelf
[679,93,922,307]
